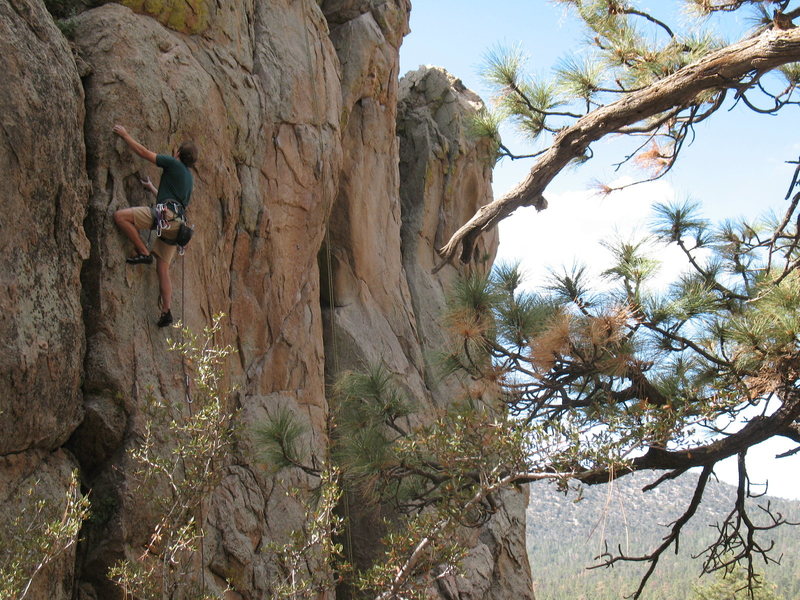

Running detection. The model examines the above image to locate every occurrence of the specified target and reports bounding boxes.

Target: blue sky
[399,1,797,215]
[399,1,800,499]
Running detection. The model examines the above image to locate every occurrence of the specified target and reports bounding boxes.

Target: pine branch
[436,26,800,270]
[575,394,800,485]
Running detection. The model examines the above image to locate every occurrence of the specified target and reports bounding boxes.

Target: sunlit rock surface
[0,1,531,597]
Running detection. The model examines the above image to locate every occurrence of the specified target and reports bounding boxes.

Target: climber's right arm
[113,124,157,164]
[140,176,158,195]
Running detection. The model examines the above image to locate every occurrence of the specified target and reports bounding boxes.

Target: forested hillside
[527,473,800,600]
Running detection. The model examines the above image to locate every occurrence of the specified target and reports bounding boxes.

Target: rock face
[398,67,499,396]
[72,2,340,597]
[0,2,88,597]
[397,67,532,600]
[0,1,533,598]
[0,0,88,458]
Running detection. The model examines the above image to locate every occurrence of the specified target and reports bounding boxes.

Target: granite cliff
[0,1,532,598]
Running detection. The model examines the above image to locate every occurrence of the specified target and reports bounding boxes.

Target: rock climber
[112,124,197,328]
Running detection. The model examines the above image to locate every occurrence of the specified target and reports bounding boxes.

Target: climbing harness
[152,201,194,253]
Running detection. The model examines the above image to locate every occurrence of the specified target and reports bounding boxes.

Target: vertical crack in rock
[1,1,90,598]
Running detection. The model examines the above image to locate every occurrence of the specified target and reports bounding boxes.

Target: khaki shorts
[130,206,179,265]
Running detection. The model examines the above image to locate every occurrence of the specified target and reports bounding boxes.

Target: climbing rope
[324,229,355,580]
[176,243,205,596]
[302,0,355,576]
[180,252,192,405]
[140,169,203,592]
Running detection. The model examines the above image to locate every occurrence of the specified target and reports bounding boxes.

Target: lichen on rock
[118,0,212,34]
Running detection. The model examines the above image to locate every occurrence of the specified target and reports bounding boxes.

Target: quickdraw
[154,202,182,237]
[155,203,170,237]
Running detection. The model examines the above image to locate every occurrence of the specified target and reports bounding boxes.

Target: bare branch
[620,7,675,39]
[591,465,713,600]
[698,452,798,596]
[497,143,549,161]
[373,470,565,600]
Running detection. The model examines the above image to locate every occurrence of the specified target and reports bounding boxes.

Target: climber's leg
[155,255,172,313]
[153,240,176,327]
[114,207,150,257]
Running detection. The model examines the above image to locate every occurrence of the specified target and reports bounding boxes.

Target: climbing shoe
[126,253,153,265]
[157,310,173,328]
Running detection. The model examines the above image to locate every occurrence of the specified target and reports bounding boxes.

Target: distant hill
[526,471,800,600]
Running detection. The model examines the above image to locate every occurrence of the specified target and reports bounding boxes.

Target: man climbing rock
[112,124,197,327]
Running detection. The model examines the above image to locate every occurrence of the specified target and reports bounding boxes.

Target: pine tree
[693,560,784,600]
[441,194,800,597]
[259,197,800,599]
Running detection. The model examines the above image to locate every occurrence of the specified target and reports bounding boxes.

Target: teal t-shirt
[156,154,193,208]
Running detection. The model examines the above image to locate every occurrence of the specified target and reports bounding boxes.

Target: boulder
[0,0,88,456]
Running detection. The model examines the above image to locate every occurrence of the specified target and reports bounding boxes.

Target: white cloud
[496,178,688,291]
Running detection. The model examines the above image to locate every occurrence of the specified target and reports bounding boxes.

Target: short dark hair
[178,141,198,168]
